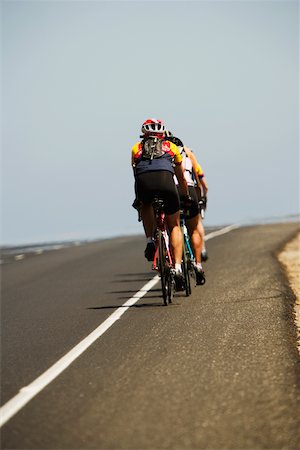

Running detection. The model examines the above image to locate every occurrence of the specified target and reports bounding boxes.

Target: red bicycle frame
[152,206,173,272]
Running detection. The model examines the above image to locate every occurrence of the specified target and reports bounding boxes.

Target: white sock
[175,263,182,273]
[194,262,203,270]
[146,237,153,244]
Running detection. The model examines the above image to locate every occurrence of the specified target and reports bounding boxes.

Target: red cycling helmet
[141,118,165,134]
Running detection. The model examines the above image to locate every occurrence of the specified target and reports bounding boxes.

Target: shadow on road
[87,302,166,309]
[115,273,154,277]
[107,288,161,295]
[112,272,156,283]
[87,272,185,308]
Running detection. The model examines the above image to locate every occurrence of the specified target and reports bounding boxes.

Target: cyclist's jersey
[131,139,182,175]
[173,147,194,186]
[181,148,194,186]
[174,147,205,186]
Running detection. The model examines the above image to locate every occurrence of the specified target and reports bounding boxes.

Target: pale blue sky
[2,0,299,245]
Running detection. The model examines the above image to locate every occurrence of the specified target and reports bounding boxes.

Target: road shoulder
[278,231,300,353]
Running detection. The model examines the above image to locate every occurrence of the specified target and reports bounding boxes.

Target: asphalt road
[1,223,300,449]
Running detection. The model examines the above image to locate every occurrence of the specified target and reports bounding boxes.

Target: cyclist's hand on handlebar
[199,196,207,210]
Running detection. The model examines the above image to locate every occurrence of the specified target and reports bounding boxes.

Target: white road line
[14,254,25,261]
[0,276,160,427]
[205,224,240,240]
[0,224,239,428]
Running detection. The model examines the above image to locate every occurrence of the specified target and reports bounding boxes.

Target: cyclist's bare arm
[200,177,208,196]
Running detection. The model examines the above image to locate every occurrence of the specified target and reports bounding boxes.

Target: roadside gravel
[278,231,300,352]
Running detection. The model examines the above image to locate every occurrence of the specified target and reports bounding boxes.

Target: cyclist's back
[131,119,188,216]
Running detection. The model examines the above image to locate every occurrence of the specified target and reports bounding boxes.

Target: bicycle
[152,198,175,306]
[180,210,196,296]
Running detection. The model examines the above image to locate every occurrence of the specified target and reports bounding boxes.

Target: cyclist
[165,131,206,285]
[131,118,191,290]
[195,162,209,261]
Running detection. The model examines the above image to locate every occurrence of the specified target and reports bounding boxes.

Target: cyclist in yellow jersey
[131,119,191,289]
[165,131,206,284]
[195,162,209,261]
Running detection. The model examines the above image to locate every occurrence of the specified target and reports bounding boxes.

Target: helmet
[141,118,165,134]
[165,133,184,148]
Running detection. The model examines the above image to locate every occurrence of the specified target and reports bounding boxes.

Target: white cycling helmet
[141,118,165,134]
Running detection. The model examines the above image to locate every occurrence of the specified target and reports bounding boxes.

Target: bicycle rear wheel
[158,230,169,305]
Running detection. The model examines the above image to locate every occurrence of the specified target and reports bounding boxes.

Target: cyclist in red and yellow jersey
[131,118,190,289]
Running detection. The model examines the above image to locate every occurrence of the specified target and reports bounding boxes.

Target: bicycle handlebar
[198,196,207,210]
[198,196,207,220]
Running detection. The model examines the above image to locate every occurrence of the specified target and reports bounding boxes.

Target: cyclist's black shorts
[135,170,180,215]
[179,186,199,220]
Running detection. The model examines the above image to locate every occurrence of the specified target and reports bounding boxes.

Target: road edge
[278,231,300,354]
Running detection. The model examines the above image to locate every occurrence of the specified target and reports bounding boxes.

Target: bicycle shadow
[87,302,167,310]
[105,272,159,299]
[113,272,156,283]
[87,272,184,309]
[89,288,168,309]
[107,288,161,295]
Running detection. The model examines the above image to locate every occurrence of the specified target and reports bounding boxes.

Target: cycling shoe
[195,267,206,285]
[174,271,185,291]
[201,250,208,262]
[144,242,155,261]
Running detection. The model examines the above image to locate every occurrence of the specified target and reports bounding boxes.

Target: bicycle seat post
[152,197,165,229]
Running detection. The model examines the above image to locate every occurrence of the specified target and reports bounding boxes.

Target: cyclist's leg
[197,217,208,260]
[140,203,155,238]
[166,212,182,266]
[185,187,205,285]
[193,185,208,259]
[186,214,205,284]
[135,173,156,237]
[190,214,205,285]
[186,209,205,286]
[184,186,203,265]
[135,173,156,260]
[186,215,202,264]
